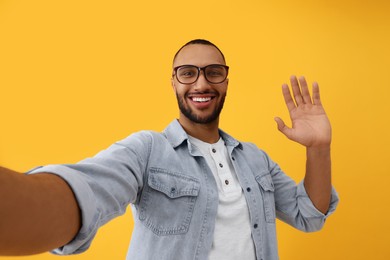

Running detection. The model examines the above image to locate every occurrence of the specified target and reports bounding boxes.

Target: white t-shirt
[188,136,256,260]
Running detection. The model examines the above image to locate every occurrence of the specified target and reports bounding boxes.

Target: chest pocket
[256,173,276,223]
[139,167,200,236]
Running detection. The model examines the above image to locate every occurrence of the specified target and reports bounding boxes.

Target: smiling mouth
[191,97,213,103]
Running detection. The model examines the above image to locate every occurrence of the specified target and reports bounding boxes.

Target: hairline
[172,39,226,67]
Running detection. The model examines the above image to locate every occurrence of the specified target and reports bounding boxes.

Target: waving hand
[274,76,331,148]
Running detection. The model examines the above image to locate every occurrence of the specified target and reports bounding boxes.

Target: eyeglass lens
[176,65,228,84]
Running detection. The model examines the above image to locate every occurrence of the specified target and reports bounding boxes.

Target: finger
[312,82,322,106]
[290,75,304,105]
[282,83,296,112]
[274,117,292,139]
[298,76,312,104]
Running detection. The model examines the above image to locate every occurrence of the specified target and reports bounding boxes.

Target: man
[0,39,338,260]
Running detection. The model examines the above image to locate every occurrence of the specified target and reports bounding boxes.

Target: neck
[178,117,220,143]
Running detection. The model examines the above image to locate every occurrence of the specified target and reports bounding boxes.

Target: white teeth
[192,97,211,102]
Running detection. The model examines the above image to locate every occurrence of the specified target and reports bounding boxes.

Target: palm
[275,76,332,148]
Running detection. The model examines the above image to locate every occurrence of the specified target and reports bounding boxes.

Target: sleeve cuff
[296,180,339,218]
[27,165,101,255]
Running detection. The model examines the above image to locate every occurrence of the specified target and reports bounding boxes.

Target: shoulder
[237,140,275,166]
[239,140,266,155]
[116,130,165,147]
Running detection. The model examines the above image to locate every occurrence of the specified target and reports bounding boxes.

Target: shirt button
[254,223,258,229]
[212,148,216,153]
[225,180,229,185]
[246,187,251,192]
[219,163,223,168]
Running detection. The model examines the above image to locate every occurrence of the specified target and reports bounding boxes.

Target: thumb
[274,117,291,137]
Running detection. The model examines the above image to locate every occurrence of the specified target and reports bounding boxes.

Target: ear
[171,78,176,91]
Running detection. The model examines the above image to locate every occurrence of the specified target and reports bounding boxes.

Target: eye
[206,66,225,78]
[207,70,223,77]
[178,67,197,78]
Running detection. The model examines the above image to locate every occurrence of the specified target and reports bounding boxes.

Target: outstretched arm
[274,76,332,214]
[0,167,81,255]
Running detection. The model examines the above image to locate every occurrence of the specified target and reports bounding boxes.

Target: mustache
[186,91,218,96]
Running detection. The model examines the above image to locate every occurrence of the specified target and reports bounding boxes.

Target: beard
[176,92,226,124]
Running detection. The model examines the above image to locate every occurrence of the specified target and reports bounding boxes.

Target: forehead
[173,44,225,67]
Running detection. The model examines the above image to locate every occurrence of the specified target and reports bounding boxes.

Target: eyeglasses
[173,64,229,84]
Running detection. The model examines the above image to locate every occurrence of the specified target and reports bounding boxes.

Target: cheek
[172,83,190,97]
[219,85,228,97]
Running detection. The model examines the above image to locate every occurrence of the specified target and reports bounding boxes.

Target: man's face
[171,44,228,125]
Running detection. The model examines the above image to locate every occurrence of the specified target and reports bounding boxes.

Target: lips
[187,93,216,109]
[191,97,212,102]
[188,92,216,101]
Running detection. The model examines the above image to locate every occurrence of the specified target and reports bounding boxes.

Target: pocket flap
[255,174,275,192]
[148,168,200,198]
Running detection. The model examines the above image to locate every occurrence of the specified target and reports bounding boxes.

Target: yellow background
[0,0,389,259]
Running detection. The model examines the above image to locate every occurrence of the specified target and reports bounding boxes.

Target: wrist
[306,145,331,158]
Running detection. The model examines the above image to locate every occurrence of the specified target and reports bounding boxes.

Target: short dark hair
[173,39,226,65]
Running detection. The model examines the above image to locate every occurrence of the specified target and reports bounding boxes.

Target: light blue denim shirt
[29,119,339,260]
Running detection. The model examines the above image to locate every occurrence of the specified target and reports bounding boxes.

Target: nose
[193,70,211,91]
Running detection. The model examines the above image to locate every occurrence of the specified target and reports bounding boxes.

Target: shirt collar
[163,119,242,150]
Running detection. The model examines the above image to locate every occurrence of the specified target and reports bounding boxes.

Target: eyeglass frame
[172,64,229,84]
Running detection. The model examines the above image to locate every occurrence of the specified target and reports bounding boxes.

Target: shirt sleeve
[26,131,151,255]
[269,158,339,232]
